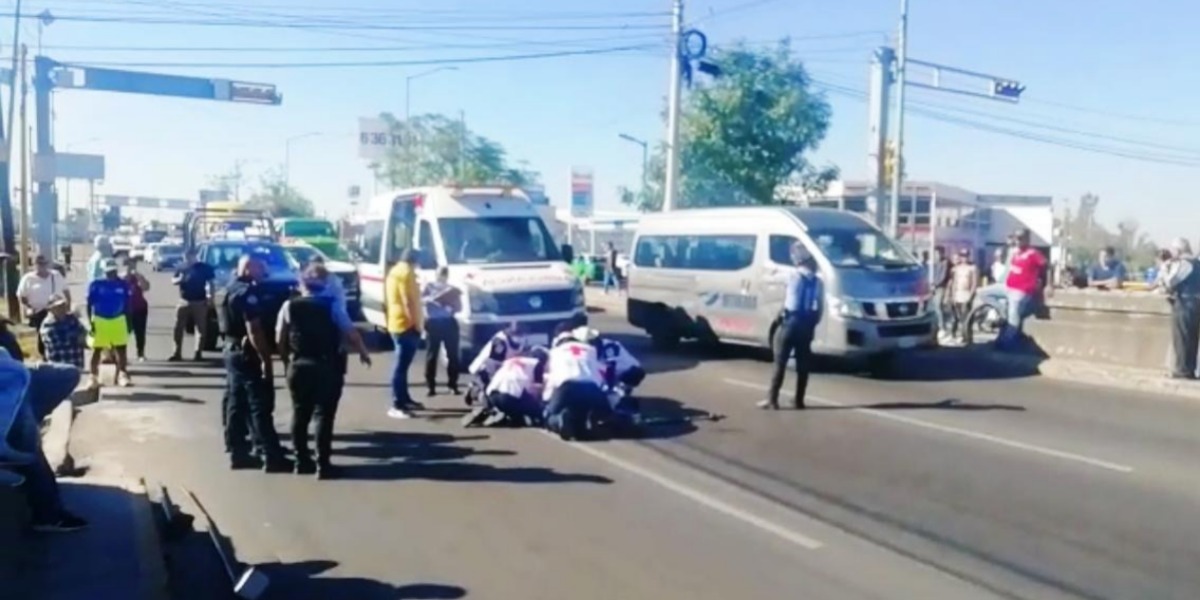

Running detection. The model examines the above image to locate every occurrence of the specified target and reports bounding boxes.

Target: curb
[126,478,172,600]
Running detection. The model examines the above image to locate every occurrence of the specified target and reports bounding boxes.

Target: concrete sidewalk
[1,379,169,600]
[585,288,1200,401]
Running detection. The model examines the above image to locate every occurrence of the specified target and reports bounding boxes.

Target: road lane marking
[723,378,1135,474]
[541,431,824,550]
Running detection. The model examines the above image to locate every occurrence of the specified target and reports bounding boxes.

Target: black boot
[262,454,294,473]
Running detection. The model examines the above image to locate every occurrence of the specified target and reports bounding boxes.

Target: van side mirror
[560,244,574,264]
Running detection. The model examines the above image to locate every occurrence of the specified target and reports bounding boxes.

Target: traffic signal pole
[870,2,1025,241]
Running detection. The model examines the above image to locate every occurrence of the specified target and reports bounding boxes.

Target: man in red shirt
[998,229,1046,348]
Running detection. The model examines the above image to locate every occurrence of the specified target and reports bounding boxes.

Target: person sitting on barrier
[542,323,611,441]
[0,347,88,531]
[462,346,550,428]
[464,321,528,405]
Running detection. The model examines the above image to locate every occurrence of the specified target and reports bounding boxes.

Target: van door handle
[741,279,751,293]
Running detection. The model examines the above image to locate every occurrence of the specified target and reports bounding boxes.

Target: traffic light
[992,79,1025,101]
[882,143,898,188]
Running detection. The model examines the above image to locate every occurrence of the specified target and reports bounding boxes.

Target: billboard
[570,167,593,219]
[358,117,402,161]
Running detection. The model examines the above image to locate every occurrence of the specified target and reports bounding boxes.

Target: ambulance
[353,184,585,363]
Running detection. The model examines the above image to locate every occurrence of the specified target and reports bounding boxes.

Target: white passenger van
[354,185,586,363]
[626,207,936,370]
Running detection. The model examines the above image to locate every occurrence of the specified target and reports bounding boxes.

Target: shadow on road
[258,560,467,600]
[101,391,204,404]
[636,396,726,440]
[807,398,1027,412]
[317,431,613,484]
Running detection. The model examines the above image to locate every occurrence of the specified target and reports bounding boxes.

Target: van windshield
[438,216,559,265]
[807,227,917,269]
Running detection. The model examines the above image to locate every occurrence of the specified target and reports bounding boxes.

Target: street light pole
[661,0,684,212]
[618,133,649,199]
[404,66,458,123]
[284,131,322,188]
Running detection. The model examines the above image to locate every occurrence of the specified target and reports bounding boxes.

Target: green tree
[245,167,316,218]
[376,113,539,188]
[622,39,837,212]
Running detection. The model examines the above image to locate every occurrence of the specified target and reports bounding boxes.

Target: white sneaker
[118,373,133,388]
[87,375,101,390]
[387,407,413,420]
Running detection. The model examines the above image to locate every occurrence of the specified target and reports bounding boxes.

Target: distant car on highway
[148,242,185,272]
[281,241,363,321]
[196,240,300,352]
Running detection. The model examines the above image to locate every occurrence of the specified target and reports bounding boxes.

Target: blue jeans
[603,269,618,293]
[390,330,421,409]
[997,289,1033,348]
[9,363,81,522]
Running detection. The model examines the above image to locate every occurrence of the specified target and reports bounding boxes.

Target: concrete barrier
[1024,289,1173,373]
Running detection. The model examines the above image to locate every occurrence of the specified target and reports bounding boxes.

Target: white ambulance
[353,184,586,363]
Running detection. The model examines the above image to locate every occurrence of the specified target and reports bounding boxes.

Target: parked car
[197,240,300,352]
[281,241,363,321]
[148,242,185,272]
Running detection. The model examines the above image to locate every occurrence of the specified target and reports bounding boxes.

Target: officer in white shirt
[465,322,527,405]
[462,347,549,428]
[542,323,610,441]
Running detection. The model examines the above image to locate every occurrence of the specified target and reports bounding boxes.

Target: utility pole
[661,0,684,212]
[18,45,29,269]
[458,109,466,180]
[866,47,894,232]
[1,0,23,317]
[888,0,909,239]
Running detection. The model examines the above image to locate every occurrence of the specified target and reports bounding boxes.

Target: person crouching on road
[591,333,645,428]
[86,259,133,389]
[462,346,549,429]
[760,243,822,411]
[276,264,372,479]
[542,323,611,441]
[222,256,290,473]
[465,321,528,406]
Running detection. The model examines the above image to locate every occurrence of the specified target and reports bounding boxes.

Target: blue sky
[10,0,1200,243]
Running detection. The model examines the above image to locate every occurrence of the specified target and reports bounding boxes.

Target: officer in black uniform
[276,264,372,479]
[222,255,290,472]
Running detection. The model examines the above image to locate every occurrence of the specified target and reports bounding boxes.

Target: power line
[36,0,670,20]
[63,43,660,70]
[33,32,669,54]
[14,12,669,31]
[811,79,1200,168]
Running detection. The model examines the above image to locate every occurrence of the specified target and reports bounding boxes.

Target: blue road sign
[993,80,1025,100]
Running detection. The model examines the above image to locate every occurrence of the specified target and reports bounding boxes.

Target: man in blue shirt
[86,259,132,388]
[760,242,823,410]
[170,249,215,361]
[1087,246,1127,290]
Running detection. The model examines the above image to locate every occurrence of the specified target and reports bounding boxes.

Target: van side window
[417,221,438,268]
[769,235,801,266]
[359,219,384,265]
[386,201,418,264]
[632,234,755,271]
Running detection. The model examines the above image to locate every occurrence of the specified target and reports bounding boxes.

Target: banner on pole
[570,167,593,219]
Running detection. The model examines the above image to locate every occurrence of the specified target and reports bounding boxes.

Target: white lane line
[541,431,823,550]
[724,378,1135,474]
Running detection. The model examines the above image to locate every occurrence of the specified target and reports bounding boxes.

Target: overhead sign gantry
[30,57,282,253]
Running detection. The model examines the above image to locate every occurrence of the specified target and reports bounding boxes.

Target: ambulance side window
[417,220,438,269]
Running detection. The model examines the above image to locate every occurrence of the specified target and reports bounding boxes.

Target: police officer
[222,255,290,472]
[760,242,823,410]
[276,264,372,479]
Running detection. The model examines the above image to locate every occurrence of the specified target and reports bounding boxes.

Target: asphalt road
[68,270,1200,599]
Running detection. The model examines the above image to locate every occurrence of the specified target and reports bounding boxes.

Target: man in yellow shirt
[386,249,424,419]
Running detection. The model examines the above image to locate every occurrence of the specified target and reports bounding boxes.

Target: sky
[6,0,1200,244]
